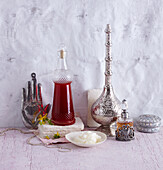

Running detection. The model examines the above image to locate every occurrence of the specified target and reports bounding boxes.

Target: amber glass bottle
[116,99,134,141]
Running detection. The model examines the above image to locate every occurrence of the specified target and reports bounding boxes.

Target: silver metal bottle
[91,24,122,136]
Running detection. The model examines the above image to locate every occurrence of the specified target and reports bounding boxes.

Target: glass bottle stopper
[121,99,128,119]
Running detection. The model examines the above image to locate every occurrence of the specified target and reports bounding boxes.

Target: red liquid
[51,81,75,125]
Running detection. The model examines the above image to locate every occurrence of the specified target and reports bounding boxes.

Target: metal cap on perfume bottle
[137,114,161,133]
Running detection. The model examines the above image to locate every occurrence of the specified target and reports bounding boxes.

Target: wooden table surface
[0,127,163,170]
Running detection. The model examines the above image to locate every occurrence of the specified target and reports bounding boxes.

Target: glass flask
[116,99,134,141]
[51,46,75,125]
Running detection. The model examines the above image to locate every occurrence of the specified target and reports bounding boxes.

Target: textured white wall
[0,0,163,127]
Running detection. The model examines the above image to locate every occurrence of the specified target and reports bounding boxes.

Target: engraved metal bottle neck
[105,24,112,86]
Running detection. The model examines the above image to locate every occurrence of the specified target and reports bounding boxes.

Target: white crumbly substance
[74,131,102,144]
[38,117,84,138]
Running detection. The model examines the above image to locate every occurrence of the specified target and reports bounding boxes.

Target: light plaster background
[0,0,163,127]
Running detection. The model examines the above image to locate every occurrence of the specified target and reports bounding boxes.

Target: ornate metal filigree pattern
[116,125,134,141]
[91,24,121,136]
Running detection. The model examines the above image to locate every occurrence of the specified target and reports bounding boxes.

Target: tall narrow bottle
[91,24,122,136]
[51,47,75,125]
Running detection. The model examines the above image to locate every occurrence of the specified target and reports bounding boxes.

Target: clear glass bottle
[116,99,134,141]
[51,46,75,125]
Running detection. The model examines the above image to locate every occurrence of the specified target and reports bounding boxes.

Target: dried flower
[45,136,50,140]
[54,132,60,139]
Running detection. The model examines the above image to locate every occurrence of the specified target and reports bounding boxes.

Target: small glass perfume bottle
[51,45,75,125]
[116,99,134,141]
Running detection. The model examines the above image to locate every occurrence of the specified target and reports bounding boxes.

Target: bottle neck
[57,49,67,70]
[54,48,73,83]
[105,24,112,86]
[58,57,67,70]
[121,110,129,119]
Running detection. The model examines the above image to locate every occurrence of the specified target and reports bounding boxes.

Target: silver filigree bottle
[91,24,122,136]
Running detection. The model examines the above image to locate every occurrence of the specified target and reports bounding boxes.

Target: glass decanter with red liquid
[51,46,75,125]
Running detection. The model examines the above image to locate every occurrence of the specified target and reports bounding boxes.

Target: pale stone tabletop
[0,127,163,170]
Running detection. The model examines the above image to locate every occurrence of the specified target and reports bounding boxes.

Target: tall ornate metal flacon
[91,24,122,136]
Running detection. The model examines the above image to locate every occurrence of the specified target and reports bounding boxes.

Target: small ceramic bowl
[65,131,107,147]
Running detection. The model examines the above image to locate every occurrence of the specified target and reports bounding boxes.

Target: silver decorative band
[116,125,134,141]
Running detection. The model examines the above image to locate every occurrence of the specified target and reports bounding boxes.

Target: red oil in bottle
[51,81,75,125]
